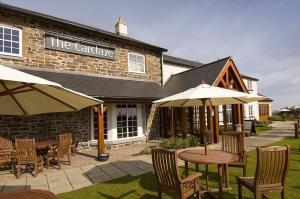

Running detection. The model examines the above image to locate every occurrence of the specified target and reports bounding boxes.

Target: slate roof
[163,57,230,94]
[0,3,167,52]
[17,68,168,101]
[240,74,259,81]
[258,93,273,102]
[163,55,204,68]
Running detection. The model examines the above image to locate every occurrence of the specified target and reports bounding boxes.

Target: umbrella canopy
[279,108,291,112]
[0,65,102,115]
[154,83,264,107]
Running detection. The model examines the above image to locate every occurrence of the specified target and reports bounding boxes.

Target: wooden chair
[238,145,290,199]
[0,136,15,173]
[222,131,247,177]
[47,133,71,170]
[151,148,202,199]
[15,139,44,178]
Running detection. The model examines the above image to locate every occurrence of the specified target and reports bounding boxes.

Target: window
[259,104,269,116]
[226,105,233,124]
[0,25,22,57]
[117,104,138,139]
[247,80,252,90]
[248,105,253,116]
[128,52,145,73]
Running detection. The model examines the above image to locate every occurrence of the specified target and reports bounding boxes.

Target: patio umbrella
[154,83,264,154]
[0,64,102,115]
[279,108,291,112]
[154,83,264,107]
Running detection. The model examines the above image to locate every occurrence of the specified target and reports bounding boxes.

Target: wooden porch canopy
[160,57,248,143]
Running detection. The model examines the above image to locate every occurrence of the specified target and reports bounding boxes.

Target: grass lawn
[58,137,300,199]
[255,126,273,135]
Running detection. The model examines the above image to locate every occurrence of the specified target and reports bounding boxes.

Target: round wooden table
[36,141,57,150]
[0,189,56,199]
[178,149,238,199]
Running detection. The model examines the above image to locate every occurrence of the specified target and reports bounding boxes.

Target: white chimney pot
[115,17,128,36]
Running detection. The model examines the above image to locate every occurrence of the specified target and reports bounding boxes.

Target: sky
[2,0,300,110]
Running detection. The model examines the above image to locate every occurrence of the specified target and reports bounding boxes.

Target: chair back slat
[151,148,181,189]
[57,133,71,156]
[255,145,290,187]
[0,136,14,150]
[222,131,243,156]
[15,139,37,162]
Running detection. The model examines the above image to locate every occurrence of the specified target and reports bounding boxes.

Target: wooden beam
[199,106,205,143]
[170,107,175,137]
[222,105,228,132]
[208,107,214,143]
[213,106,219,143]
[189,108,194,135]
[181,108,187,138]
[232,104,236,130]
[97,104,105,155]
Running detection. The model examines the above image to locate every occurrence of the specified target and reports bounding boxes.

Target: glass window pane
[4,41,11,47]
[12,36,19,42]
[12,48,19,54]
[0,27,3,33]
[4,34,11,40]
[0,33,3,39]
[4,47,11,53]
[0,46,3,52]
[12,29,19,36]
[12,42,19,48]
[4,28,11,34]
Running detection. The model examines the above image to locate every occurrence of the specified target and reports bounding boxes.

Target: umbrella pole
[202,99,208,155]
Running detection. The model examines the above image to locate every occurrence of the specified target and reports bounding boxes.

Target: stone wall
[0,9,163,145]
[0,108,91,142]
[146,104,161,140]
[0,10,162,85]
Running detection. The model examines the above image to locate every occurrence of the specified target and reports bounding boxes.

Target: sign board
[45,35,115,60]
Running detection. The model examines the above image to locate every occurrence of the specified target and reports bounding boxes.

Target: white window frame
[0,24,22,57]
[247,80,252,90]
[128,52,146,74]
[248,105,253,116]
[116,104,138,139]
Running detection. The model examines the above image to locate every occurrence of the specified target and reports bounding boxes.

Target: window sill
[0,54,24,61]
[128,71,147,76]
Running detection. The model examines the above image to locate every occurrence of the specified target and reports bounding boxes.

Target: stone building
[0,3,272,149]
[0,3,167,149]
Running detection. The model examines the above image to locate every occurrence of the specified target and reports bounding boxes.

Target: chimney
[115,17,128,36]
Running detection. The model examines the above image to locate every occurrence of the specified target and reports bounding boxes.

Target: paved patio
[0,144,154,194]
[0,121,294,195]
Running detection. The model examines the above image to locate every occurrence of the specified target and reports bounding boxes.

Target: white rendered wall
[243,78,259,120]
[162,62,191,84]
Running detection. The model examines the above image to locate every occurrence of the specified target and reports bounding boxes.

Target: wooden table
[0,189,56,199]
[178,149,238,199]
[36,141,57,150]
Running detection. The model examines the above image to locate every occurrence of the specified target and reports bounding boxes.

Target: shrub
[159,135,200,149]
[186,135,200,147]
[270,115,283,121]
